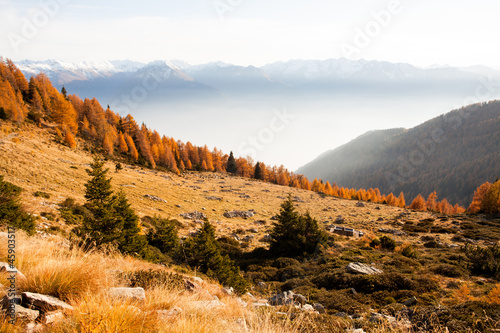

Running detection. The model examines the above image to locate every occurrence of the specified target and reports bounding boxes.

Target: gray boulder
[109,287,146,302]
[268,291,295,306]
[22,292,74,312]
[404,296,418,306]
[313,303,326,314]
[268,290,306,306]
[292,293,307,305]
[223,210,255,219]
[346,262,383,275]
[144,195,167,203]
[180,211,207,220]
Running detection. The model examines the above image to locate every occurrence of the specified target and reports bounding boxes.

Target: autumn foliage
[0,57,482,215]
[468,180,500,215]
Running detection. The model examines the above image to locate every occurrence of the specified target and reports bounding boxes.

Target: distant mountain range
[297,101,500,206]
[15,58,500,110]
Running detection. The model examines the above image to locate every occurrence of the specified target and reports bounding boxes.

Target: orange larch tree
[409,194,426,210]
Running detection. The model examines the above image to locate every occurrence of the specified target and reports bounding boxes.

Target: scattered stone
[346,329,366,333]
[0,262,27,281]
[180,211,207,220]
[268,290,306,306]
[404,296,418,307]
[313,303,326,314]
[22,292,74,312]
[346,263,383,275]
[11,304,39,323]
[350,288,357,295]
[249,228,259,233]
[255,220,267,226]
[175,204,182,208]
[302,304,314,312]
[375,207,381,210]
[356,202,365,207]
[293,293,307,305]
[222,287,234,296]
[206,196,222,201]
[335,312,348,317]
[293,196,305,203]
[335,216,345,223]
[223,210,255,219]
[144,194,167,203]
[39,311,65,325]
[240,195,251,199]
[108,287,146,302]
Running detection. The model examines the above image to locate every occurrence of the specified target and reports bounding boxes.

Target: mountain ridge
[297,101,500,206]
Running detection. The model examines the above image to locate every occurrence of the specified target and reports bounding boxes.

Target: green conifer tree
[114,191,147,255]
[226,151,238,175]
[79,157,122,246]
[146,216,179,256]
[254,162,263,180]
[0,176,35,235]
[269,195,327,257]
[186,222,247,292]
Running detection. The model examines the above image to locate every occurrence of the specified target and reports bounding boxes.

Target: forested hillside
[298,102,500,206]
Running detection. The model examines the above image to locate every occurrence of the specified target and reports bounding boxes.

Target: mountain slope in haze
[63,60,219,109]
[184,62,290,94]
[296,128,406,182]
[16,59,145,85]
[16,58,500,106]
[297,101,500,206]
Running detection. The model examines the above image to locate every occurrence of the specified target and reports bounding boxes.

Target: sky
[1,0,500,68]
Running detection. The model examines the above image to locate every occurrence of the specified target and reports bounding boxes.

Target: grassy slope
[0,122,441,246]
[1,121,499,332]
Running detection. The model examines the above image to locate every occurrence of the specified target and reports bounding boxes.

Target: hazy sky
[1,0,500,68]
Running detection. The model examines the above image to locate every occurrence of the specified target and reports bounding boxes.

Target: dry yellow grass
[0,230,312,333]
